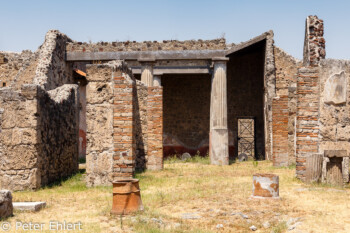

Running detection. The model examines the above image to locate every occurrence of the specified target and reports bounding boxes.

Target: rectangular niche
[322,150,350,186]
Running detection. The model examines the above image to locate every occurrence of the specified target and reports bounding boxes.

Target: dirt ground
[3,158,350,233]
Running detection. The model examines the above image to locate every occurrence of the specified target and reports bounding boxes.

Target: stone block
[13,202,46,212]
[324,71,347,105]
[0,145,37,170]
[0,190,13,218]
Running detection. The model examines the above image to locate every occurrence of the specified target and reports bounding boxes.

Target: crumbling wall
[37,84,79,185]
[272,47,301,166]
[34,30,74,90]
[66,38,228,53]
[0,86,40,190]
[0,29,80,190]
[303,15,326,67]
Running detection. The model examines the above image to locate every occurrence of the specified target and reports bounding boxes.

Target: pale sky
[0,0,349,59]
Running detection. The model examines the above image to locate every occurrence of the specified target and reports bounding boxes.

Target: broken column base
[251,174,280,199]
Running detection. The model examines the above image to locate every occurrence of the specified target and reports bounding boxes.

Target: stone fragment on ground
[0,190,13,218]
[181,212,202,219]
[249,225,257,231]
[13,202,46,212]
[216,224,223,229]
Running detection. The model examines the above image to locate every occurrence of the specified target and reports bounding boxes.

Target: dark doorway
[227,40,266,160]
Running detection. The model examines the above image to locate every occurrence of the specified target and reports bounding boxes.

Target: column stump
[252,174,279,199]
[111,179,143,215]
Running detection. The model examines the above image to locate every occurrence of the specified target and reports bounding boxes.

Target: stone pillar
[139,58,155,86]
[209,57,229,165]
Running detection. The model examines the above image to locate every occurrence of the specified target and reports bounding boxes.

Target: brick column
[296,67,320,180]
[210,57,229,165]
[272,96,289,166]
[146,86,163,170]
[113,76,135,179]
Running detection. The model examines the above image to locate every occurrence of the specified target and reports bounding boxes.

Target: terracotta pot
[111,179,143,215]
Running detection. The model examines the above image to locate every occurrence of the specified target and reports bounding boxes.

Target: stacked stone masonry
[66,39,230,52]
[303,15,326,67]
[0,30,79,191]
[85,64,115,186]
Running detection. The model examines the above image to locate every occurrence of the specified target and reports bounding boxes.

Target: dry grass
[2,157,350,233]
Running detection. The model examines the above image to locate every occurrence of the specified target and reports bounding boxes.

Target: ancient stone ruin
[0,15,349,190]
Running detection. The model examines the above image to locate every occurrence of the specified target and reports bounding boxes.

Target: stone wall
[34,30,74,90]
[303,15,326,67]
[0,29,80,190]
[0,86,40,190]
[37,84,79,186]
[135,81,148,170]
[66,38,229,53]
[85,64,115,186]
[272,47,301,166]
[162,74,210,157]
[0,51,37,89]
[318,59,350,154]
[0,84,79,190]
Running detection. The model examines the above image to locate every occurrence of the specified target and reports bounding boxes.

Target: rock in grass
[181,153,191,160]
[181,213,202,219]
[0,190,13,218]
[216,224,223,229]
[249,225,257,231]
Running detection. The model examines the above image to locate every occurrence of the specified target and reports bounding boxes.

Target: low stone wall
[66,38,228,53]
